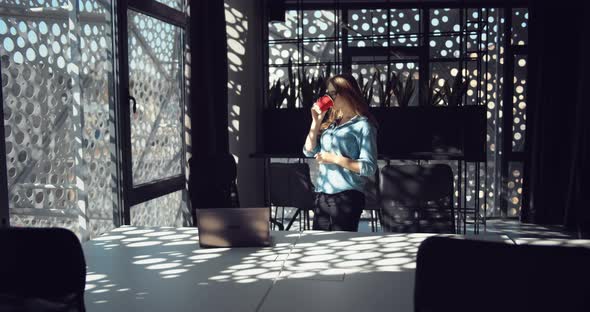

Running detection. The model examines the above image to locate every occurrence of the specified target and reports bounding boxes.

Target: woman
[303,74,378,231]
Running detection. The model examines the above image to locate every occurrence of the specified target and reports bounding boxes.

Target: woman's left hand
[314,152,338,165]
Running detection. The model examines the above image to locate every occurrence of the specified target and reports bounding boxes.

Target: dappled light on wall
[225,1,249,164]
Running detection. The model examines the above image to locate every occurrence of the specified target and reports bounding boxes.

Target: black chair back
[0,227,86,311]
[364,169,381,211]
[379,164,454,233]
[189,153,240,209]
[414,236,590,312]
[269,163,315,212]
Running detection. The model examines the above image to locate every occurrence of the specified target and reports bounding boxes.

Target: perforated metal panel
[0,0,117,239]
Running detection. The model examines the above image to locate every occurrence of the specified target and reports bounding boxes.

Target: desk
[84,227,511,312]
[512,238,590,248]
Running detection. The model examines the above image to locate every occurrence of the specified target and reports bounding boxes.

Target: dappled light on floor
[486,219,573,238]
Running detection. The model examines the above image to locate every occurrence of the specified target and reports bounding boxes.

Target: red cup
[315,95,334,112]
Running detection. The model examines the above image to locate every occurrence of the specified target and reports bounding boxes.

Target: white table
[512,237,590,248]
[84,227,511,312]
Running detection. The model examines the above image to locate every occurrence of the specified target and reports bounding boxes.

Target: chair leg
[270,218,284,231]
[272,206,277,230]
[370,210,376,232]
[306,210,311,230]
[280,206,285,228]
[302,209,306,230]
[285,209,302,231]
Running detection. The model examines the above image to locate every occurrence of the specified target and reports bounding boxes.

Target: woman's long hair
[320,74,378,131]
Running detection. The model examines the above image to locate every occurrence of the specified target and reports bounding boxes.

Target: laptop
[196,207,271,248]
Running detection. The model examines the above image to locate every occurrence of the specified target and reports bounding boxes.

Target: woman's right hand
[311,104,328,125]
[305,104,325,153]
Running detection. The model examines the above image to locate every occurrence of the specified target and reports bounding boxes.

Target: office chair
[189,153,240,211]
[380,164,455,233]
[414,236,590,312]
[269,162,315,230]
[364,168,382,232]
[0,227,86,311]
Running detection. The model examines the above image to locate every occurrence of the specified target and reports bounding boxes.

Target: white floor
[271,207,577,240]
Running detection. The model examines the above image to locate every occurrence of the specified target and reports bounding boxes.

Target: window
[265,4,529,219]
[0,0,118,239]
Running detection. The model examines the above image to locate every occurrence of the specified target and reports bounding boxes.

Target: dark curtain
[189,0,232,210]
[523,1,590,237]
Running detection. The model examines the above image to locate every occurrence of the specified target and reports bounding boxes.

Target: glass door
[117,0,188,225]
[0,55,7,228]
